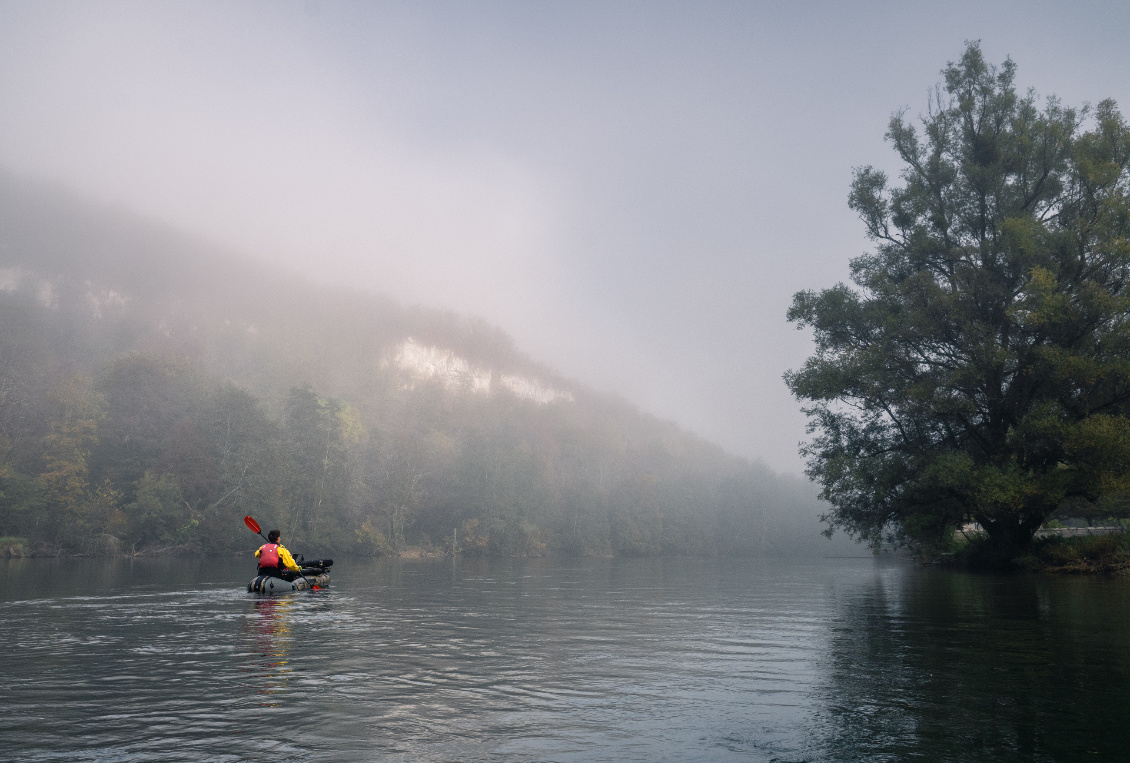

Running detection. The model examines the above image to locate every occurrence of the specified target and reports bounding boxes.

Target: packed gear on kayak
[249,558,334,593]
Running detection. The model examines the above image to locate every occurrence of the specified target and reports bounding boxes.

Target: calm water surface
[1,555,1127,761]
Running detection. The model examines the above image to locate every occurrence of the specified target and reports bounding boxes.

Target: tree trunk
[980,514,1043,564]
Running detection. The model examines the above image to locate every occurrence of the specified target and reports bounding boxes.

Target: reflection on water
[820,567,1130,762]
[0,556,1127,761]
[244,597,295,707]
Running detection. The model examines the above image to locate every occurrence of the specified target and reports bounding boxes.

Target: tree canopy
[786,42,1130,557]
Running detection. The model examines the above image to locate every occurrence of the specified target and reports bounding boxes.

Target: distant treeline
[0,174,844,557]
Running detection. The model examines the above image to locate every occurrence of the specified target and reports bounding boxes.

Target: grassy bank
[1016,534,1130,574]
[948,532,1130,574]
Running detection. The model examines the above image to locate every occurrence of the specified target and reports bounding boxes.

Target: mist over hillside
[0,172,857,557]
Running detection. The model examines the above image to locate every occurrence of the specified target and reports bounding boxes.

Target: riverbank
[0,536,559,561]
[947,532,1130,574]
[1017,533,1130,574]
[0,537,212,559]
[0,537,28,558]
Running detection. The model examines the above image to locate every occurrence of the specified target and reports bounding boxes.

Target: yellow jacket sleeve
[278,545,301,571]
[255,545,263,559]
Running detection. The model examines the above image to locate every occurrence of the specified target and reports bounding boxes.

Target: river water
[1,555,1127,762]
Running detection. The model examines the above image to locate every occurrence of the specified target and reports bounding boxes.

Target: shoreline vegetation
[7,530,1130,576]
[0,537,520,560]
[0,537,459,560]
[934,527,1130,574]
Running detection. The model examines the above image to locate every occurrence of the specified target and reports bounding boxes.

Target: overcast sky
[2,0,1129,473]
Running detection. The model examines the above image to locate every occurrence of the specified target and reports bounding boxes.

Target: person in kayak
[255,530,302,579]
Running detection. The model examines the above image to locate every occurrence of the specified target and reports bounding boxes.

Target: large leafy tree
[786,43,1130,557]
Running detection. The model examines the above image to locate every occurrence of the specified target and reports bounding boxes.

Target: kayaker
[255,530,302,579]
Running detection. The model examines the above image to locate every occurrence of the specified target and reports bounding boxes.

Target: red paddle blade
[244,515,261,534]
[311,585,322,590]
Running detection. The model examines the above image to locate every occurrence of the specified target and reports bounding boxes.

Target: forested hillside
[0,173,848,557]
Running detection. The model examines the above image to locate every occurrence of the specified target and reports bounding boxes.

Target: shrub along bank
[948,531,1130,574]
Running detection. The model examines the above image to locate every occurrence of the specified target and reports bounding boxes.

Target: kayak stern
[248,571,330,594]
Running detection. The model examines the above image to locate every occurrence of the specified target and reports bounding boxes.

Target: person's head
[268,530,281,543]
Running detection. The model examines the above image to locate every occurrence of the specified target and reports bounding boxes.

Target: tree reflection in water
[819,565,1130,761]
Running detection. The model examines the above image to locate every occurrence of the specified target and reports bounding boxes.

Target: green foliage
[280,386,357,548]
[610,475,664,556]
[124,472,184,547]
[787,43,1130,557]
[457,518,490,556]
[0,536,29,557]
[189,384,285,550]
[1017,534,1130,574]
[40,376,103,535]
[0,471,46,541]
[354,517,394,556]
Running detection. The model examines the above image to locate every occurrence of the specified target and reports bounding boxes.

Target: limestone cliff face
[391,338,573,404]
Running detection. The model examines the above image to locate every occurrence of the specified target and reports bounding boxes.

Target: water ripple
[2,556,1129,761]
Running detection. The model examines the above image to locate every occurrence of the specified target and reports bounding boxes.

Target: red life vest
[259,543,280,568]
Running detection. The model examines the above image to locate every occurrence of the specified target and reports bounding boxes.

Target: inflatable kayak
[248,559,333,594]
